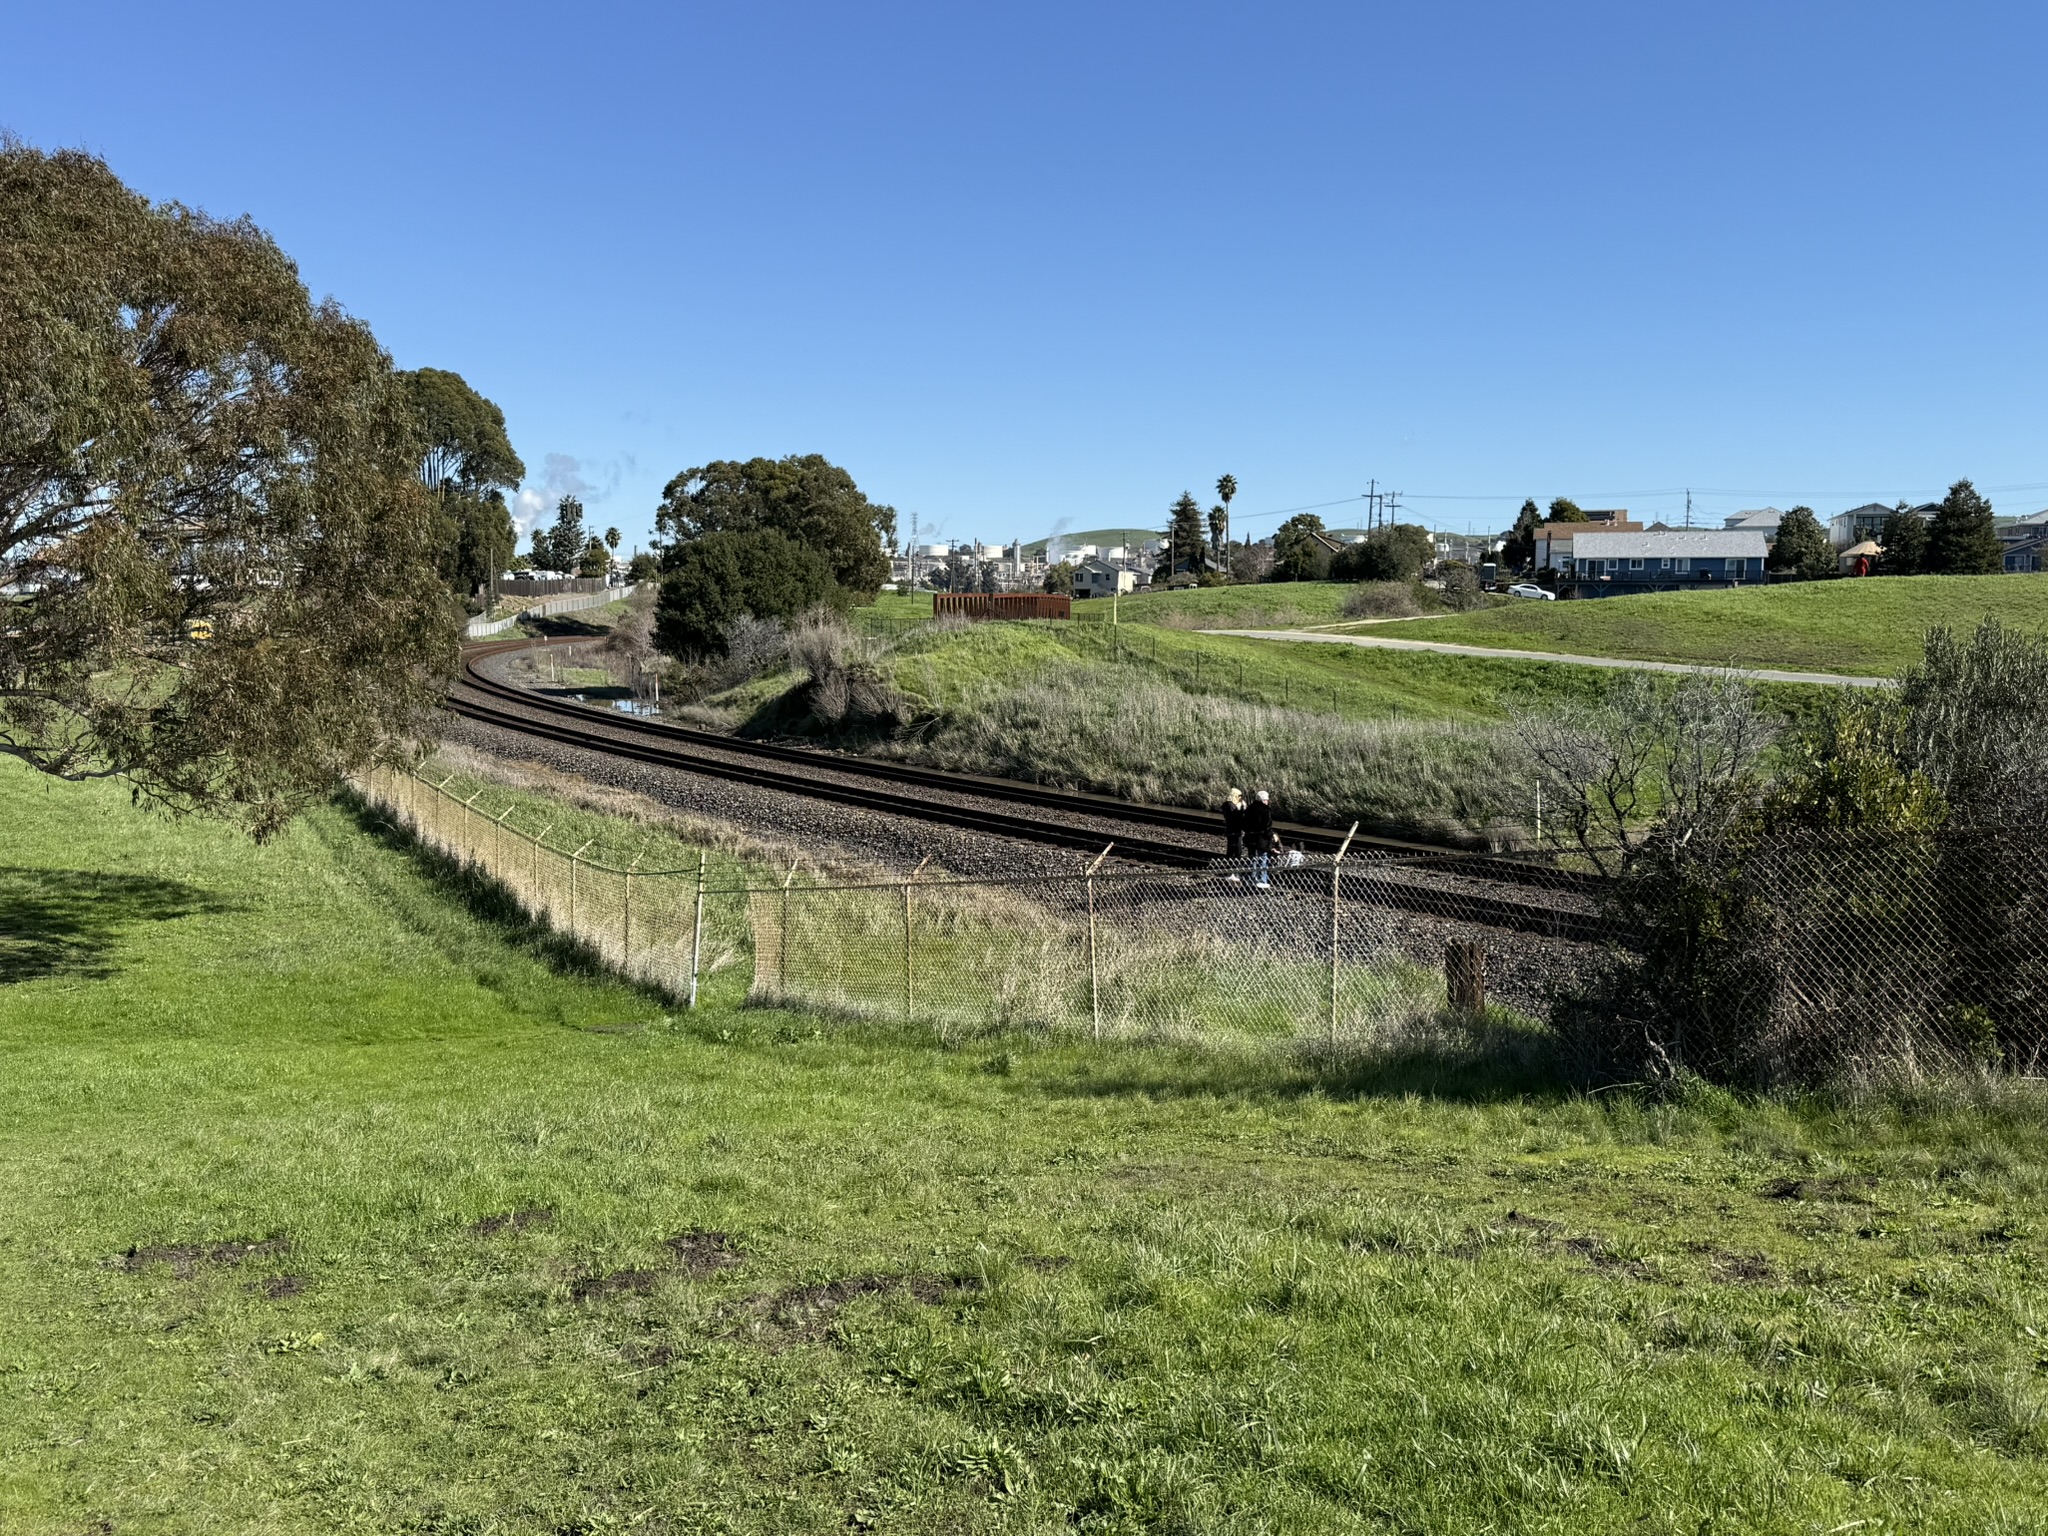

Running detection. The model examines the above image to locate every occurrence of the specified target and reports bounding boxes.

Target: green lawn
[10,760,2047,1531]
[1369,575,2048,676]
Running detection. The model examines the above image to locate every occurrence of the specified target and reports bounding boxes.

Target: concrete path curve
[1212,629,1892,688]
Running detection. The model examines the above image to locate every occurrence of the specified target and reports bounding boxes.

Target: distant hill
[1021,528,1160,558]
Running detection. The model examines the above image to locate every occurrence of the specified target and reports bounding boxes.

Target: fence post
[688,852,707,1009]
[779,860,798,995]
[568,839,594,932]
[1085,844,1114,1041]
[1330,823,1359,1055]
[494,806,514,875]
[532,823,554,910]
[462,790,485,865]
[902,855,931,1024]
[1446,942,1487,1015]
[623,849,643,970]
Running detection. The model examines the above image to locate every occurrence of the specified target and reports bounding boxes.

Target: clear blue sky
[11,2,2046,549]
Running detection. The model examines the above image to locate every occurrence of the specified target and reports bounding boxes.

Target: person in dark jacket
[1244,789,1276,888]
[1222,787,1248,863]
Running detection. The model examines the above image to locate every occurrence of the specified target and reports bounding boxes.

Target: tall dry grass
[888,665,1524,841]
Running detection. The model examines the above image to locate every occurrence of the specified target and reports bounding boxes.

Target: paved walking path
[1213,629,1892,688]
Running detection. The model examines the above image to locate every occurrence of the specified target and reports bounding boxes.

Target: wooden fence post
[1330,823,1359,1054]
[623,849,643,970]
[1446,941,1487,1015]
[688,852,707,1009]
[902,855,931,1024]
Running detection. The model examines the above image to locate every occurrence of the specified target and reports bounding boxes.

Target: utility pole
[908,510,920,589]
[1383,490,1403,528]
[1684,489,1693,529]
[1364,479,1378,532]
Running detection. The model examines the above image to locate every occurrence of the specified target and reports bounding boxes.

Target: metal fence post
[568,839,594,932]
[688,852,707,1009]
[1085,844,1114,1041]
[1330,823,1359,1055]
[494,805,513,874]
[532,823,554,910]
[623,850,641,970]
[462,789,485,863]
[779,860,798,995]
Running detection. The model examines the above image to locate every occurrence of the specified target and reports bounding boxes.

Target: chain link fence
[352,767,2047,1081]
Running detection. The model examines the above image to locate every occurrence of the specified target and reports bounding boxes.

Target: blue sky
[10,2,2046,549]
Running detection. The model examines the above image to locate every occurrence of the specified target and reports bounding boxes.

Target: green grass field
[1072,581,1361,629]
[6,759,2048,1531]
[1371,575,2048,676]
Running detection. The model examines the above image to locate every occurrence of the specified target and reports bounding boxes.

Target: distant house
[1565,529,1769,596]
[1534,519,1642,574]
[1724,508,1785,535]
[1072,556,1137,599]
[2004,532,2048,574]
[1831,502,1933,553]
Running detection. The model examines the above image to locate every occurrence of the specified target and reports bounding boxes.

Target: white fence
[465,585,639,639]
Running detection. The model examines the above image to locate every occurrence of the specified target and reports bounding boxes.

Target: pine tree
[1167,491,1207,580]
[1769,507,1834,581]
[1926,479,2002,574]
[1879,504,1929,575]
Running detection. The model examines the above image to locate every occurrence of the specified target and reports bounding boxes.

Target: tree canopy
[0,141,456,835]
[1503,499,1542,571]
[397,367,524,496]
[1769,506,1834,581]
[531,496,586,573]
[655,454,894,596]
[653,530,833,657]
[1271,514,1330,582]
[1926,479,2002,575]
[1548,498,1588,523]
[1880,505,1929,576]
[1165,492,1207,580]
[1333,523,1432,583]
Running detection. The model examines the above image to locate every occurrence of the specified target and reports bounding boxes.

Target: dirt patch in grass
[469,1207,554,1236]
[1018,1254,1073,1272]
[1764,1175,1877,1203]
[257,1274,310,1300]
[574,1229,743,1301]
[665,1229,743,1276]
[738,1271,983,1342]
[112,1235,290,1279]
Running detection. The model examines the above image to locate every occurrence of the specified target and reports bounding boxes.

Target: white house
[1072,556,1137,599]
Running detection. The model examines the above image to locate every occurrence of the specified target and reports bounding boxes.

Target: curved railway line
[449,637,1606,942]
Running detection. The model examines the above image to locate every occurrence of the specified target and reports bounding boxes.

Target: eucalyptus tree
[0,140,456,835]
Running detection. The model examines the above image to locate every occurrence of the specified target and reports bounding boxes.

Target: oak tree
[655,454,894,596]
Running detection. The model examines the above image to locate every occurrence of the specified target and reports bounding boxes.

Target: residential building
[2004,532,2048,574]
[1565,529,1769,596]
[1534,519,1642,573]
[1724,507,1784,535]
[1831,502,1933,552]
[1071,556,1138,599]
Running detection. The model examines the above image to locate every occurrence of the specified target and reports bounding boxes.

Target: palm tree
[1214,474,1237,554]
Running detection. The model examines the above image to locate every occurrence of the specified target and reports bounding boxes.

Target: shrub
[653,530,833,657]
[1340,582,1422,619]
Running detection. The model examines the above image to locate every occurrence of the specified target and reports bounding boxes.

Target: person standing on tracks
[1222,787,1248,875]
[1244,789,1276,889]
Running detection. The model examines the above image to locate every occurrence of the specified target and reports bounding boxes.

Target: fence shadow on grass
[331,791,661,997]
[0,866,235,985]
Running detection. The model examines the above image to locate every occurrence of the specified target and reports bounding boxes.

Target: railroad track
[450,638,1607,942]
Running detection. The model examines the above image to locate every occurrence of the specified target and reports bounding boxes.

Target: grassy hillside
[1376,575,2048,675]
[7,761,2048,1530]
[1072,580,1359,628]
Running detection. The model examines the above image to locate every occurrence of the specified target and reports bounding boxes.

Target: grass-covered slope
[1072,579,1359,628]
[7,761,2048,1529]
[1377,574,2048,675]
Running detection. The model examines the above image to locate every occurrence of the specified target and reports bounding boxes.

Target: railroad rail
[448,638,1607,942]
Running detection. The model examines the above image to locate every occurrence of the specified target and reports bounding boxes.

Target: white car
[1507,583,1556,601]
